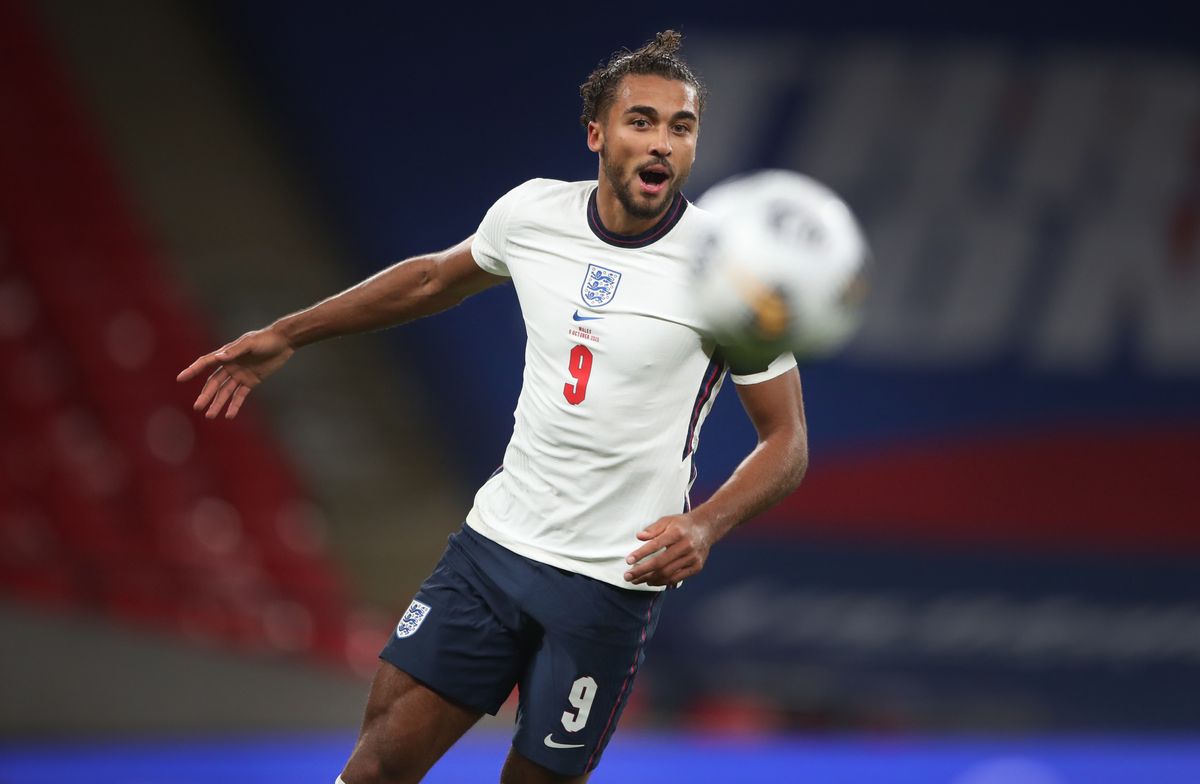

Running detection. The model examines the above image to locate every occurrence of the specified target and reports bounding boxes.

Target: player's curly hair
[579,30,707,127]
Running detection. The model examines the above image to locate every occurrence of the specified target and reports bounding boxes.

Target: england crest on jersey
[581,264,622,307]
[395,599,431,638]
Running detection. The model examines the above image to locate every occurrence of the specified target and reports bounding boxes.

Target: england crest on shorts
[395,599,431,638]
[581,263,622,307]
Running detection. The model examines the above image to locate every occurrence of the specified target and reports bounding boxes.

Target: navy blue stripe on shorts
[379,524,664,777]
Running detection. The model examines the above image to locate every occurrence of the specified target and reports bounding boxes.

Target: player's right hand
[176,327,294,420]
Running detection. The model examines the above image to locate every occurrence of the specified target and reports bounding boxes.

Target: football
[690,169,870,365]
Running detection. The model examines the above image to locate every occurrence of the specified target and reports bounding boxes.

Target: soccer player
[178,30,807,784]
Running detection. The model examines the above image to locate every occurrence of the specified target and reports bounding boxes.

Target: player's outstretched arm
[624,368,808,586]
[176,236,504,419]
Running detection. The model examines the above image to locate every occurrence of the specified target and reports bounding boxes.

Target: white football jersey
[466,179,796,591]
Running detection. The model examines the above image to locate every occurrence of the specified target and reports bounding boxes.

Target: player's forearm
[273,254,456,348]
[691,426,808,539]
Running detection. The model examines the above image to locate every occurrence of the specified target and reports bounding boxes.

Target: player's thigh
[512,585,665,778]
[341,662,482,784]
[500,746,590,784]
[344,530,530,783]
[381,532,529,716]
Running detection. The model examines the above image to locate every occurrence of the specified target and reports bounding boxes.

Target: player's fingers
[625,527,680,566]
[635,553,698,586]
[193,368,229,411]
[636,517,672,540]
[623,550,667,583]
[178,337,255,383]
[213,340,251,362]
[177,353,222,383]
[204,376,238,419]
[659,555,701,585]
[225,385,253,419]
[659,561,700,586]
[624,541,683,583]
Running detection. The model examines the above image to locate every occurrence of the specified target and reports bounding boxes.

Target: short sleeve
[730,351,798,385]
[471,180,541,277]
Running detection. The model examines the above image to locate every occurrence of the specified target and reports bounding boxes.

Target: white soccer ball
[690,169,869,364]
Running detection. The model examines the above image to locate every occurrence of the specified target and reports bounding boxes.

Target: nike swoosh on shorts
[543,734,585,749]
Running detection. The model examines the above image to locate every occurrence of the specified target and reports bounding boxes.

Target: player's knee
[345,705,430,783]
[342,749,421,784]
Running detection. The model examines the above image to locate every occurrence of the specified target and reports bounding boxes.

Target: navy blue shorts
[379,524,664,776]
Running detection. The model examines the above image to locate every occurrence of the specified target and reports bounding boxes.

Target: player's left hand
[624,514,717,587]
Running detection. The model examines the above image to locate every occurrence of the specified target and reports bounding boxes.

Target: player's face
[588,74,699,222]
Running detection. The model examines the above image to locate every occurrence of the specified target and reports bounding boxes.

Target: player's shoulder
[497,178,592,206]
[489,179,594,232]
[668,193,717,243]
[679,196,715,226]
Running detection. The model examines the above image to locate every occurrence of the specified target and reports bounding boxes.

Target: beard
[601,150,687,221]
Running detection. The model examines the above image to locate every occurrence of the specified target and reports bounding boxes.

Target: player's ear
[586,120,604,153]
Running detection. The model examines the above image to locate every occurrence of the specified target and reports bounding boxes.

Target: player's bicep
[735,367,806,443]
[433,235,509,302]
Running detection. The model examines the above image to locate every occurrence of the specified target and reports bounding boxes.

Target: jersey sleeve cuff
[471,236,512,277]
[730,351,797,385]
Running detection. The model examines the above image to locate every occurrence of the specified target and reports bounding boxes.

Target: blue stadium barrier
[2,732,1199,783]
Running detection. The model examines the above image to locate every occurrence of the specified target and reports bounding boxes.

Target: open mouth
[638,167,670,194]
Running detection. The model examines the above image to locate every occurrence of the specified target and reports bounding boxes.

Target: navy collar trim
[587,187,688,249]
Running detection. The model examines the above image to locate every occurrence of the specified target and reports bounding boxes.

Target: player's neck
[593,181,669,236]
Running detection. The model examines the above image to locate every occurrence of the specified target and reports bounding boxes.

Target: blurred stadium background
[1,0,1198,781]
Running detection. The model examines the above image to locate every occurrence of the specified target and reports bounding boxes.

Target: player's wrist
[270,314,308,349]
[685,506,736,542]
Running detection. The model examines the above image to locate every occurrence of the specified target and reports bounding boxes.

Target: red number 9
[563,345,593,405]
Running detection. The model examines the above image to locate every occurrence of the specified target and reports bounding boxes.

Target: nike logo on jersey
[572,310,603,322]
[543,734,586,749]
